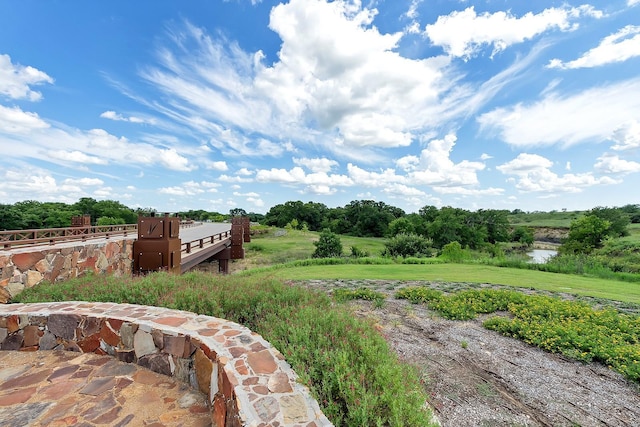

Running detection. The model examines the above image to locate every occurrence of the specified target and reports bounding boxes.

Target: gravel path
[298,279,640,427]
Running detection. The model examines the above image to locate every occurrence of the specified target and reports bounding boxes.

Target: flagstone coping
[0,302,332,427]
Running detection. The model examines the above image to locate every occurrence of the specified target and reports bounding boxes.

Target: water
[527,249,558,264]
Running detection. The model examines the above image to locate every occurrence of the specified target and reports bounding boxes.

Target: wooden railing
[0,224,139,250]
[181,231,231,254]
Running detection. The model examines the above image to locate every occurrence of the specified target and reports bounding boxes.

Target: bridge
[0,215,249,302]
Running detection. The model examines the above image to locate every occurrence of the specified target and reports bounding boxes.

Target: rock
[26,271,43,288]
[133,329,156,358]
[48,314,81,340]
[12,252,45,271]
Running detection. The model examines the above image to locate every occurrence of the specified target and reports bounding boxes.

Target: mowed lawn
[255,263,640,304]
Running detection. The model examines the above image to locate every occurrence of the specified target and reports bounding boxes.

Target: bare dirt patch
[297,279,640,427]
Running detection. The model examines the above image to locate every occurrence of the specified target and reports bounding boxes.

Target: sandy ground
[298,279,640,427]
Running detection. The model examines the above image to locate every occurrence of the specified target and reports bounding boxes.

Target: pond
[527,249,558,264]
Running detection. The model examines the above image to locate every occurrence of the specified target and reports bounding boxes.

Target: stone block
[139,353,172,376]
[2,331,24,350]
[48,314,81,340]
[120,323,137,348]
[163,335,187,357]
[99,322,120,347]
[34,258,49,273]
[133,329,156,358]
[39,331,57,350]
[0,327,7,344]
[194,348,213,396]
[23,325,42,347]
[26,271,43,288]
[0,287,10,304]
[280,394,309,424]
[12,252,45,271]
[246,349,277,374]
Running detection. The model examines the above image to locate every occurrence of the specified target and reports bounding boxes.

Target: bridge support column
[133,213,181,275]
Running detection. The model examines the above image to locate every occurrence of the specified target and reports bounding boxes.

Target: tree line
[0,198,262,231]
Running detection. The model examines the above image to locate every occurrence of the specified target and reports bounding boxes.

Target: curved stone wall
[0,302,332,427]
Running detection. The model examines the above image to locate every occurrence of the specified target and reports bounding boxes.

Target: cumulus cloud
[478,77,640,147]
[610,120,640,151]
[0,169,107,203]
[497,153,618,193]
[293,157,339,173]
[204,160,229,171]
[0,105,49,133]
[398,134,485,187]
[0,54,53,101]
[594,154,640,174]
[425,6,600,59]
[159,180,220,196]
[548,25,640,69]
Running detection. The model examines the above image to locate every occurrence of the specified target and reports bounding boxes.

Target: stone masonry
[0,302,332,427]
[0,238,135,303]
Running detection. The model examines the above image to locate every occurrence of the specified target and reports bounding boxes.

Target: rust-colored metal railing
[0,224,139,250]
[0,221,204,251]
[181,231,231,254]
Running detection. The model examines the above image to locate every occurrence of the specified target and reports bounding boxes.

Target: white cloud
[480,153,493,160]
[610,120,640,151]
[236,168,254,176]
[628,0,640,7]
[0,54,53,101]
[48,150,108,165]
[218,174,253,183]
[478,77,640,147]
[346,164,405,187]
[100,110,156,124]
[400,134,485,187]
[158,180,220,196]
[0,104,49,133]
[425,6,599,59]
[204,160,229,171]
[0,168,107,204]
[594,153,640,174]
[381,183,427,198]
[498,153,618,193]
[256,166,353,189]
[293,157,339,173]
[68,177,104,186]
[548,25,640,69]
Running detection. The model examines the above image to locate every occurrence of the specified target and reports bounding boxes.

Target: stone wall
[0,238,135,303]
[0,302,332,427]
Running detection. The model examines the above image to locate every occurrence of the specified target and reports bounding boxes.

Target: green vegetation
[395,287,640,382]
[247,261,640,304]
[14,272,435,427]
[313,229,343,258]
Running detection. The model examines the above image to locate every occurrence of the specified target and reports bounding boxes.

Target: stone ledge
[0,302,332,427]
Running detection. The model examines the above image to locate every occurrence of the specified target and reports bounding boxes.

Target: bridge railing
[0,224,139,250]
[181,231,231,254]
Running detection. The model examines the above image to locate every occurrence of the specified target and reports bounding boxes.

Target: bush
[313,229,343,258]
[382,233,433,258]
[350,245,369,258]
[439,241,470,262]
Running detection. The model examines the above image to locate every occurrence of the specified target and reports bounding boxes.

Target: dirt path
[298,280,640,427]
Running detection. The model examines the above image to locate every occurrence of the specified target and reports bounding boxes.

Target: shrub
[312,229,343,258]
[382,233,433,258]
[439,241,470,262]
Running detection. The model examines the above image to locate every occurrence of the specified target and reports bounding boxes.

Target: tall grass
[14,272,435,427]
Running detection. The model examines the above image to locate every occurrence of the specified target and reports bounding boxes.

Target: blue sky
[1,0,639,214]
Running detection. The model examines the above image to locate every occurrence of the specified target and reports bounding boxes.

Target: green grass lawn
[249,263,640,304]
[244,228,386,265]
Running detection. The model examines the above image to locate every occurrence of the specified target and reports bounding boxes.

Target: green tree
[382,233,433,258]
[96,216,126,226]
[312,229,343,258]
[560,215,611,254]
[510,226,534,246]
[588,206,630,237]
[386,217,415,237]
